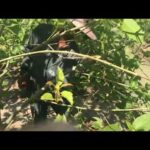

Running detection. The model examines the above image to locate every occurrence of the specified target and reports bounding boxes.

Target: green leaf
[2,80,9,88]
[129,80,138,89]
[55,114,67,123]
[12,45,24,55]
[56,67,65,85]
[126,121,134,131]
[121,19,140,33]
[61,90,74,105]
[102,123,122,131]
[132,113,150,131]
[120,19,144,43]
[145,83,150,90]
[91,117,104,130]
[125,102,133,109]
[124,46,134,59]
[40,93,54,101]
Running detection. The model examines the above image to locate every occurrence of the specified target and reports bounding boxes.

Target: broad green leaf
[132,113,150,131]
[61,90,74,105]
[102,123,122,131]
[56,67,65,85]
[41,93,54,101]
[91,117,104,130]
[121,19,140,33]
[120,19,144,42]
[55,114,67,123]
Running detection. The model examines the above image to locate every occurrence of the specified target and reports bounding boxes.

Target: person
[18,23,79,123]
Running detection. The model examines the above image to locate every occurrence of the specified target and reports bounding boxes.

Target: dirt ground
[0,80,33,131]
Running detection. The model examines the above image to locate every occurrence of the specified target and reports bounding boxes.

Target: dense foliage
[0,19,150,131]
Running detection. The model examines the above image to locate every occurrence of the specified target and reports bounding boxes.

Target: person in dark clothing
[18,23,79,123]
